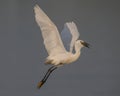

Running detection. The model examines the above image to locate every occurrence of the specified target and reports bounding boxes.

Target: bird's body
[34,4,89,89]
[45,51,80,65]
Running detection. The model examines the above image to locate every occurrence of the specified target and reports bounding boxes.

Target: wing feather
[34,5,66,56]
[63,22,80,52]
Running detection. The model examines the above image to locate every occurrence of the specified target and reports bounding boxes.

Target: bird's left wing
[61,22,80,53]
[34,5,66,56]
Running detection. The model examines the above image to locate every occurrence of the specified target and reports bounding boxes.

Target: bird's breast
[46,52,79,65]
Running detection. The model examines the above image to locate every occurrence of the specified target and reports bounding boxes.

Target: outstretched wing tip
[34,4,66,55]
[34,4,38,9]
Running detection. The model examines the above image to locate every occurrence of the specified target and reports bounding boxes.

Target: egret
[34,4,89,89]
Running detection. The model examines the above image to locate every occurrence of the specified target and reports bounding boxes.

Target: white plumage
[34,4,89,89]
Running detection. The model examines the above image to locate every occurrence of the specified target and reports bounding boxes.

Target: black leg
[42,66,57,82]
[37,66,57,89]
[41,66,55,81]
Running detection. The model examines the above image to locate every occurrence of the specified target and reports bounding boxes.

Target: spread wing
[61,22,80,53]
[34,5,66,56]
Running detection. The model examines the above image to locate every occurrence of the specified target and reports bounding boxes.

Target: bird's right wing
[34,5,66,56]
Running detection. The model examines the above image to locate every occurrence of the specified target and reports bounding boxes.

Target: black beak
[81,41,90,48]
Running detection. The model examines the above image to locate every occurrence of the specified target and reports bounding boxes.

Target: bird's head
[75,40,90,50]
[80,40,90,48]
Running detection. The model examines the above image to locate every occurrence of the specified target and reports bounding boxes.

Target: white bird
[34,4,89,89]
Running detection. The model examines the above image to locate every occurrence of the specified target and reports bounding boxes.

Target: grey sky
[0,0,120,96]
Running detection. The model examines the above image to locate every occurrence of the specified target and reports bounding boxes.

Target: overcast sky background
[0,0,120,96]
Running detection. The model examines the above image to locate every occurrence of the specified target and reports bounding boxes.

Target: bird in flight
[34,4,90,89]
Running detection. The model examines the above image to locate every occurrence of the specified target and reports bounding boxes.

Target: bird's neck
[71,44,82,62]
[69,47,80,63]
[72,49,81,62]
